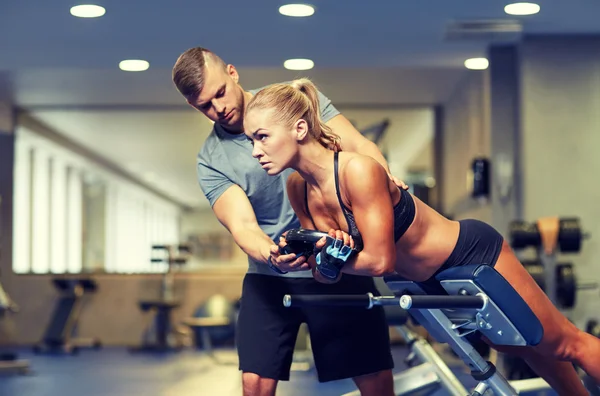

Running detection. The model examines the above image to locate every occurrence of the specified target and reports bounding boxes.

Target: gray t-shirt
[196,83,340,277]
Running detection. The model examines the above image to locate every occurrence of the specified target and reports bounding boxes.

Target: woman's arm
[335,155,397,277]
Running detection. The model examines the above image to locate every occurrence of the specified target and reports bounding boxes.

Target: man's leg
[241,373,277,396]
[236,274,303,396]
[352,369,395,396]
[300,274,395,396]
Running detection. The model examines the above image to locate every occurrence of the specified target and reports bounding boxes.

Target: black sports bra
[304,151,416,251]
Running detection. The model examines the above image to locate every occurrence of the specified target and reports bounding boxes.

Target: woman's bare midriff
[392,195,461,282]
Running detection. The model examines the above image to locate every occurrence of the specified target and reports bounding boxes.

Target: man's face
[189,62,245,131]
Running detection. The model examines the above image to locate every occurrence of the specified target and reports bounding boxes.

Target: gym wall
[440,71,492,223]
[519,35,600,324]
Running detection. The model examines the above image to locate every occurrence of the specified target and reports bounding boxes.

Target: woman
[243,78,599,396]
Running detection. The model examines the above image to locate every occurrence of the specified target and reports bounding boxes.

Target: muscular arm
[326,114,391,174]
[212,185,273,264]
[338,156,397,277]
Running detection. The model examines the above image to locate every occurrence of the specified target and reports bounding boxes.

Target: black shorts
[418,219,504,295]
[236,273,394,382]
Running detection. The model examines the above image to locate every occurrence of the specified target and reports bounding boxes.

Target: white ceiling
[3,1,600,209]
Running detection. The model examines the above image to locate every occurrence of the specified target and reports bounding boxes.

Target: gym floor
[0,345,557,396]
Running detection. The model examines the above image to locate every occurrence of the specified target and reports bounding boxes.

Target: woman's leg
[489,343,586,396]
[492,241,600,394]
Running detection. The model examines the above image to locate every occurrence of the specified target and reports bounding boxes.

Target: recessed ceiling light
[279,4,315,17]
[70,4,106,18]
[464,58,489,70]
[504,2,540,16]
[119,59,150,72]
[284,58,314,70]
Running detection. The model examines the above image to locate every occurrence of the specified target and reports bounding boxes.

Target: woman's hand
[312,229,355,283]
[314,229,355,251]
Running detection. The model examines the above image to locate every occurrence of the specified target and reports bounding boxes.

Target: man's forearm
[230,225,273,265]
[354,141,391,174]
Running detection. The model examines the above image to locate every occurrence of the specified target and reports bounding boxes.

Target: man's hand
[389,174,409,190]
[268,237,311,273]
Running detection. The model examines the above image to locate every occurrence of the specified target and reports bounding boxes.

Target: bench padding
[435,264,543,346]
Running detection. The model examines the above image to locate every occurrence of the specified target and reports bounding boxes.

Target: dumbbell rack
[510,216,596,310]
[536,250,597,309]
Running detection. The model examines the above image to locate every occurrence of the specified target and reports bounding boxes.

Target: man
[172,47,404,396]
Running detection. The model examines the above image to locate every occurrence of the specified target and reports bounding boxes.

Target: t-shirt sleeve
[197,157,234,207]
[317,89,341,123]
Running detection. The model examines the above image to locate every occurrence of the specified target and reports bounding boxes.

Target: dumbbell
[509,217,590,253]
[523,261,598,309]
[280,228,360,280]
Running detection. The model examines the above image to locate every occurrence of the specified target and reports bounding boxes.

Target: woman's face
[244,109,305,176]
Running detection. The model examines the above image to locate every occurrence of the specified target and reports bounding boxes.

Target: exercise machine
[33,278,101,354]
[285,263,556,395]
[0,277,30,374]
[131,244,189,353]
[280,228,573,396]
[0,196,29,373]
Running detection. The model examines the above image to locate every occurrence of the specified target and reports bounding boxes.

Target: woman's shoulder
[338,151,387,178]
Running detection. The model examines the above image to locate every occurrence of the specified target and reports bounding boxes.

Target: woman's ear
[295,119,309,141]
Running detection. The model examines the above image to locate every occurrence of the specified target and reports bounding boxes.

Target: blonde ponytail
[290,79,341,151]
[246,78,342,151]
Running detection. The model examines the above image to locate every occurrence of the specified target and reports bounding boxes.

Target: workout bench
[284,264,554,396]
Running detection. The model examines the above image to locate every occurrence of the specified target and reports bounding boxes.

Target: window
[12,127,181,274]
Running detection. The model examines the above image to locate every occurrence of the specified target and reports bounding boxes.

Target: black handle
[283,294,372,308]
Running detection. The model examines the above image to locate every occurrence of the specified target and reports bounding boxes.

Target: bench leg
[396,326,468,396]
[411,309,518,396]
[342,324,468,396]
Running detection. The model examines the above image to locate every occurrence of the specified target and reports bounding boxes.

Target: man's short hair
[172,47,226,101]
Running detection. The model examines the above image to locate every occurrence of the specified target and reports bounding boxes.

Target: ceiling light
[504,3,540,16]
[284,58,314,70]
[279,4,315,17]
[70,4,106,18]
[119,59,150,72]
[464,58,489,70]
